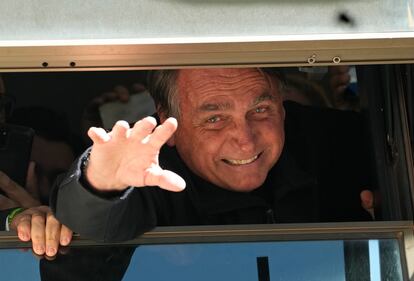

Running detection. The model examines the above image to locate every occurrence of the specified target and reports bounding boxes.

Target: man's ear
[158,110,176,147]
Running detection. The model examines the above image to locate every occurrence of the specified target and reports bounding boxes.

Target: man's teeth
[225,155,258,165]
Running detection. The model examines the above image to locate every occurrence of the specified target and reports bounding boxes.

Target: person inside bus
[48,68,374,242]
[7,68,374,257]
[0,105,79,257]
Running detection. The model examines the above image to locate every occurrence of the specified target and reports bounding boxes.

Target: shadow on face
[170,68,285,192]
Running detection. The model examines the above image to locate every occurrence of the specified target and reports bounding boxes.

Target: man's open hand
[86,117,186,192]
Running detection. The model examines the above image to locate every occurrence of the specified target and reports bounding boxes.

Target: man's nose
[230,120,256,152]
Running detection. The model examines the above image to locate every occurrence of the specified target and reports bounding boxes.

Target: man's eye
[206,116,221,123]
[255,107,267,113]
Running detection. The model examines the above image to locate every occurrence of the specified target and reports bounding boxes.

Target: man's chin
[221,178,265,193]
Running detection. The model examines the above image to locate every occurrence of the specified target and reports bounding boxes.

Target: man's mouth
[223,153,260,166]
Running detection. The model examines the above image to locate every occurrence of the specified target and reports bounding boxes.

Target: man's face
[168,68,285,192]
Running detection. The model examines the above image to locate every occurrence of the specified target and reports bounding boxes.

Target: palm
[87,117,186,192]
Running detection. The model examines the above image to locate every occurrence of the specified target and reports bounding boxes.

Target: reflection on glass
[0,239,404,281]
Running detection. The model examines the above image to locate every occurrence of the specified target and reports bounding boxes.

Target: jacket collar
[183,146,317,216]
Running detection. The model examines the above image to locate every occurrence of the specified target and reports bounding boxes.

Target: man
[50,68,372,242]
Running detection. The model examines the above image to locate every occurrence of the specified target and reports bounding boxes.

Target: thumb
[144,166,186,192]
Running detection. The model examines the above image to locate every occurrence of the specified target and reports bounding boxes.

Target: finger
[147,117,178,150]
[0,170,15,192]
[100,91,118,103]
[25,162,41,202]
[110,120,130,140]
[113,85,130,102]
[45,213,60,257]
[130,117,158,140]
[131,83,146,94]
[144,166,186,192]
[15,214,32,242]
[0,171,39,207]
[88,127,111,144]
[0,195,18,210]
[31,212,46,255]
[59,225,73,246]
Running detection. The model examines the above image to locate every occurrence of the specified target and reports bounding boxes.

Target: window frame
[1,28,414,281]
[1,33,414,71]
[1,222,413,280]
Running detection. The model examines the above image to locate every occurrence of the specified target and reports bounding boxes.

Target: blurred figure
[81,83,155,146]
[283,66,360,111]
[284,73,332,108]
[10,107,81,204]
[0,77,76,257]
[325,66,360,111]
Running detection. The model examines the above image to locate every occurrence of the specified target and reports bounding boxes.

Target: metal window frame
[1,32,414,72]
[0,222,413,280]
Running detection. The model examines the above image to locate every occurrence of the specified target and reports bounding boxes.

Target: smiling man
[52,68,371,242]
[169,68,285,192]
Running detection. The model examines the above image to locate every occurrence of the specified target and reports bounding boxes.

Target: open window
[1,0,414,280]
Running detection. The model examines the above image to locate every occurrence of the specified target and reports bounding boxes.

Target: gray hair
[147,70,180,119]
[147,68,286,119]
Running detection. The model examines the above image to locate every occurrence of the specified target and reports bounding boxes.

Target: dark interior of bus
[1,64,413,222]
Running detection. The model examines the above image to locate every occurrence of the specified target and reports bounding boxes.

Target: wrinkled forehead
[178,67,268,83]
[176,68,276,97]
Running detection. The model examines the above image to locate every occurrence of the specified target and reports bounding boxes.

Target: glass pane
[0,239,403,281]
[0,0,413,42]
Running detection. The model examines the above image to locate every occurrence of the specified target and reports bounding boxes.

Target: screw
[333,56,341,64]
[307,54,316,64]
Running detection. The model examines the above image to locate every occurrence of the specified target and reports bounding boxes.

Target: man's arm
[52,117,186,242]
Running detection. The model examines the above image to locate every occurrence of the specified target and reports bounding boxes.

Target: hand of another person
[0,162,40,210]
[81,84,145,145]
[0,162,73,258]
[86,117,186,192]
[9,206,73,258]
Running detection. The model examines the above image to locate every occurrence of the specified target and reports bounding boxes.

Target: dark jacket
[50,102,371,242]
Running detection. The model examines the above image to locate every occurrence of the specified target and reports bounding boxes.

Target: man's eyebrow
[198,102,231,112]
[251,93,276,106]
